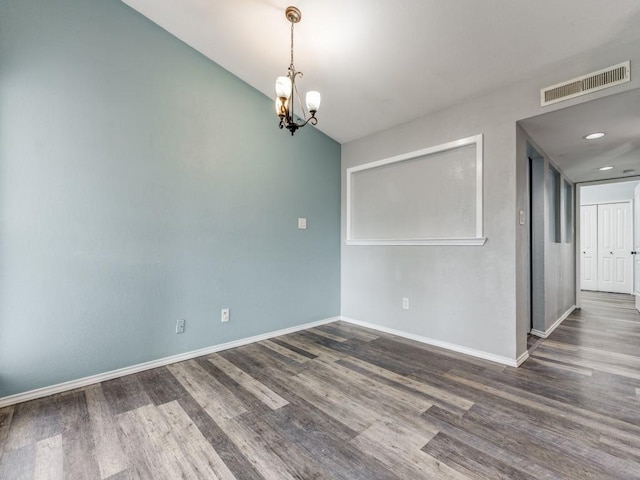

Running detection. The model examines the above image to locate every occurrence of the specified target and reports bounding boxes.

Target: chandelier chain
[290,21,295,71]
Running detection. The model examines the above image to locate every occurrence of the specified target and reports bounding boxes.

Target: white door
[597,202,632,294]
[580,205,598,291]
[634,185,640,311]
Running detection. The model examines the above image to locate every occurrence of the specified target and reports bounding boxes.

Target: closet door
[597,203,632,294]
[580,205,597,291]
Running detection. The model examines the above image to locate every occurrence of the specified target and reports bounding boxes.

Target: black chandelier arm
[284,112,317,128]
[280,111,317,136]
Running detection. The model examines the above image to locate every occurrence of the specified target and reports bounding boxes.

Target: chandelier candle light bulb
[275,6,320,136]
[306,91,321,113]
[275,76,292,99]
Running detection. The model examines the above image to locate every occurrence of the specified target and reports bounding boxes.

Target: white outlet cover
[298,218,307,229]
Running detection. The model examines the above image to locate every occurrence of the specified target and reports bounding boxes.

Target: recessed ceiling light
[623,169,636,175]
[584,132,606,140]
[599,166,614,171]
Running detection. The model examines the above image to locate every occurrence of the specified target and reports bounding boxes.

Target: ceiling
[121,0,640,146]
[519,88,640,184]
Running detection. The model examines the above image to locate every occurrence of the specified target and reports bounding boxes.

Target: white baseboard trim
[0,316,340,408]
[530,305,576,339]
[339,316,522,367]
[515,350,530,367]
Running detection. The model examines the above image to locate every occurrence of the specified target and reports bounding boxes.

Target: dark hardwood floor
[2,292,640,479]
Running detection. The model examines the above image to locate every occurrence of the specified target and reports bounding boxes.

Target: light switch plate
[176,319,185,334]
[298,217,307,229]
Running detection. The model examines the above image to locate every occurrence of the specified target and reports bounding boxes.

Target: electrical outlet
[221,308,230,323]
[402,298,409,310]
[176,319,185,334]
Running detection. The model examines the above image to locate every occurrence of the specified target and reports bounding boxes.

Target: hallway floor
[580,290,640,322]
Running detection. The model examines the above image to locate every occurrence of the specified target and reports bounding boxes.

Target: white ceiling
[121,0,640,145]
[519,88,640,184]
[120,0,640,185]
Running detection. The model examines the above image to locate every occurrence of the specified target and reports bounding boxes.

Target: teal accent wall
[0,0,341,397]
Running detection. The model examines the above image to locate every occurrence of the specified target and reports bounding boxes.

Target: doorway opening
[529,152,544,335]
[577,179,640,313]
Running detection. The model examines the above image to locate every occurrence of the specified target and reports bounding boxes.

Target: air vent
[541,61,630,106]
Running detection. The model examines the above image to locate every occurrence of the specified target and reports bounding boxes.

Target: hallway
[579,291,640,322]
[531,291,640,358]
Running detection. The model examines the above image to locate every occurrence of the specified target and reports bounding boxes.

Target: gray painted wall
[0,0,341,398]
[529,152,545,333]
[343,40,640,362]
[581,181,640,205]
[342,104,520,361]
[529,140,576,333]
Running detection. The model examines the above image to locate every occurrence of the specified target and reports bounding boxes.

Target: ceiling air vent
[541,61,630,106]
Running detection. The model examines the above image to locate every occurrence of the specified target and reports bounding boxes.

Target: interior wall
[528,150,545,333]
[0,0,341,398]
[524,138,576,335]
[544,161,576,331]
[342,38,639,363]
[342,102,519,362]
[580,181,640,205]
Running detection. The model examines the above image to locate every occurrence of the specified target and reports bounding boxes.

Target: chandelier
[275,6,320,136]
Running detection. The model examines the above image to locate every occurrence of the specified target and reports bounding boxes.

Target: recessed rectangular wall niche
[346,134,486,246]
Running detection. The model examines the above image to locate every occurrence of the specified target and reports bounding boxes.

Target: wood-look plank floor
[2,292,640,479]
